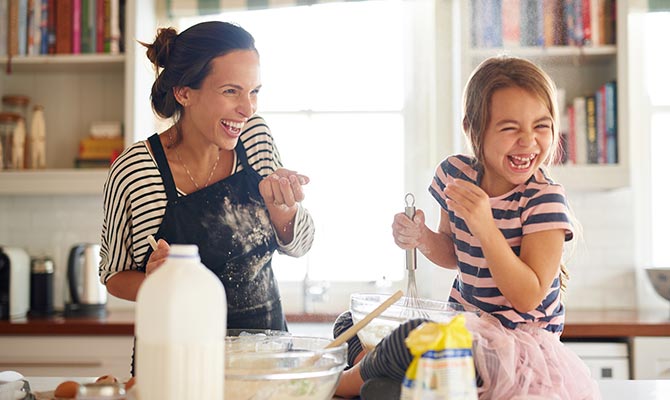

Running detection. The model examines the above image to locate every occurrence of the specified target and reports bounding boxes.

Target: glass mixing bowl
[350,293,481,351]
[225,335,347,400]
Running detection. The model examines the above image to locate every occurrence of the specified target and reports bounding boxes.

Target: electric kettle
[64,243,107,318]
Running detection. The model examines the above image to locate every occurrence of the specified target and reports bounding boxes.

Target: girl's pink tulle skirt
[464,313,601,400]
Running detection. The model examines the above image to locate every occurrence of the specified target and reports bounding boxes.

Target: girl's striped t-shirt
[429,154,573,333]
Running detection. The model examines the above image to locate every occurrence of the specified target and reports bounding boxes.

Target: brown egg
[54,380,80,398]
[95,374,119,384]
[124,376,136,391]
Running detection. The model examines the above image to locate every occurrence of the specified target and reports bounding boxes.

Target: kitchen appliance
[29,257,55,316]
[64,244,107,318]
[0,246,30,319]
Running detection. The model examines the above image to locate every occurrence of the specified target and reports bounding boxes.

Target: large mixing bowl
[225,335,347,400]
[351,293,480,351]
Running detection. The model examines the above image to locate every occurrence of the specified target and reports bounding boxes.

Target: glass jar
[0,112,21,170]
[1,95,30,121]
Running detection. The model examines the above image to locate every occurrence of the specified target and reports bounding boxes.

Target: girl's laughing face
[480,86,554,197]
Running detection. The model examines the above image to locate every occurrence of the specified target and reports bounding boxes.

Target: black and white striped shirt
[99,115,314,284]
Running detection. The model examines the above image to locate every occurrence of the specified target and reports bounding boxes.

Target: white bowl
[646,268,670,302]
[350,293,480,351]
[224,335,346,400]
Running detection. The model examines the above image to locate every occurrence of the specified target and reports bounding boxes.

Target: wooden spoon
[325,289,404,349]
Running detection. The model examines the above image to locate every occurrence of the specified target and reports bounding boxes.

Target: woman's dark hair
[141,21,257,120]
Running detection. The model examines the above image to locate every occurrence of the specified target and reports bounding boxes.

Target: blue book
[605,81,618,164]
[40,0,48,54]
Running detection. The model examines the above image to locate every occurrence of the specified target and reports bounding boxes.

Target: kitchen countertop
[2,309,670,337]
[22,377,670,400]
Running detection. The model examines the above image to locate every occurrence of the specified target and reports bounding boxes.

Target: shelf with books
[456,0,628,191]
[0,54,124,73]
[0,1,155,196]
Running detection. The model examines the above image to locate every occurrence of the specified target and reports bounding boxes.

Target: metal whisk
[401,193,426,318]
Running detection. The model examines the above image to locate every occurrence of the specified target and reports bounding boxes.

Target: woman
[99,21,314,332]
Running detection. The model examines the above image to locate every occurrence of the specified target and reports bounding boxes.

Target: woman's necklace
[170,127,220,190]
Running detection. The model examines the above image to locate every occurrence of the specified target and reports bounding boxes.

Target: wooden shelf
[0,169,108,195]
[549,164,629,191]
[0,54,125,73]
[469,45,617,64]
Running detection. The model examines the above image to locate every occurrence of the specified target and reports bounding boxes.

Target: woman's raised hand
[259,168,309,210]
[146,238,170,275]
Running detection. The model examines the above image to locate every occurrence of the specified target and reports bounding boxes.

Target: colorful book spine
[27,0,35,55]
[55,0,73,54]
[605,81,618,163]
[39,0,47,54]
[585,95,598,164]
[72,0,81,53]
[96,0,104,52]
[502,0,521,47]
[0,0,8,56]
[47,0,55,54]
[18,0,28,55]
[573,96,587,165]
[582,0,592,45]
[110,0,119,54]
[567,105,577,164]
[596,86,607,164]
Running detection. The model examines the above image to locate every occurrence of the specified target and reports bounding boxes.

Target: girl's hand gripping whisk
[402,193,424,316]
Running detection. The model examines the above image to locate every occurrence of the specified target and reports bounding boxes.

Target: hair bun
[145,27,178,68]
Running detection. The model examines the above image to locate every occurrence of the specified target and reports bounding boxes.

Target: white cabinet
[0,1,156,195]
[632,337,670,379]
[0,335,134,379]
[563,341,630,380]
[449,0,630,191]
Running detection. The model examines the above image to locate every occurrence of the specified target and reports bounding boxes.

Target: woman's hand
[259,168,309,211]
[259,168,309,244]
[444,179,496,239]
[146,238,170,275]
[392,209,428,252]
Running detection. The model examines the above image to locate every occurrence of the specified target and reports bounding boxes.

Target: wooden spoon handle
[326,289,404,349]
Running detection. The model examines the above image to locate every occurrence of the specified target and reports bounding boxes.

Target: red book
[96,0,104,52]
[55,0,73,54]
[582,0,592,45]
[72,0,81,53]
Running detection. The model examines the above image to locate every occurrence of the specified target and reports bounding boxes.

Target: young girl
[334,56,600,399]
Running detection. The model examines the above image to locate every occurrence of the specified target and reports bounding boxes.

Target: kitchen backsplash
[0,188,664,314]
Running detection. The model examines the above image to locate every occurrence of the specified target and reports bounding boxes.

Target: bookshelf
[0,1,155,195]
[454,0,629,191]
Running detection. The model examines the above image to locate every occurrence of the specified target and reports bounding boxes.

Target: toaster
[0,246,30,319]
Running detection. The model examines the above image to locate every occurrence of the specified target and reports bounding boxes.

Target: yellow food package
[400,314,477,400]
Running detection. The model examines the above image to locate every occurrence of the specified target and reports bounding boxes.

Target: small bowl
[225,335,347,400]
[350,293,480,351]
[646,268,670,302]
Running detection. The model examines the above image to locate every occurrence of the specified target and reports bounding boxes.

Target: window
[645,12,670,267]
[179,1,409,282]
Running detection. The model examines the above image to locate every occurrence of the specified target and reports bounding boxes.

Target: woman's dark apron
[131,134,286,375]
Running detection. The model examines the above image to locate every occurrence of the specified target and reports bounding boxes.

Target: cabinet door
[632,337,670,379]
[0,336,134,379]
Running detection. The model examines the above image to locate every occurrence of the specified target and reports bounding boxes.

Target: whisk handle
[405,205,417,271]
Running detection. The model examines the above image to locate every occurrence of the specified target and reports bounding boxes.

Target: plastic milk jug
[135,244,226,400]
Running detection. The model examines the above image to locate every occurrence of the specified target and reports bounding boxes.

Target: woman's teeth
[508,154,536,169]
[222,120,244,135]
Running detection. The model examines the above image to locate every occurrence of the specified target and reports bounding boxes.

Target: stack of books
[0,0,125,57]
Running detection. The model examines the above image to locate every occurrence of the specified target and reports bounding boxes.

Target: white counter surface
[24,377,670,399]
